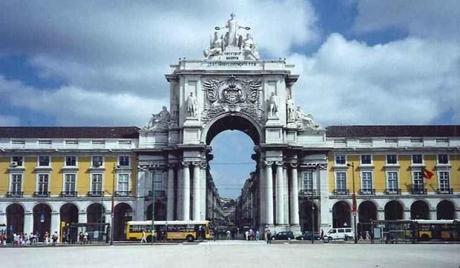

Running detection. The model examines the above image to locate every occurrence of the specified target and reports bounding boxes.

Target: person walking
[266,229,272,244]
[52,231,58,246]
[256,230,260,241]
[141,230,147,243]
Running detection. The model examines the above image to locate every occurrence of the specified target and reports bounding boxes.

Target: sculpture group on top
[204,13,260,60]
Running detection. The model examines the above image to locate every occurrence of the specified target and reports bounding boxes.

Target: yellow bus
[416,219,460,241]
[126,220,213,242]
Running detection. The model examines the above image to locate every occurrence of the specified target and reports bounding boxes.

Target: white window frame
[360,171,373,191]
[91,156,104,168]
[412,171,424,188]
[117,173,130,192]
[386,171,400,192]
[438,171,450,192]
[62,173,77,193]
[9,173,23,193]
[437,154,449,165]
[90,173,104,193]
[411,154,424,165]
[335,154,346,166]
[65,156,78,167]
[118,155,131,167]
[38,155,51,167]
[360,154,373,165]
[386,154,398,165]
[302,171,314,191]
[11,156,24,167]
[335,171,347,191]
[36,173,50,194]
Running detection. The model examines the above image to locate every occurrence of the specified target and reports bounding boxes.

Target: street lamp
[347,162,358,244]
[110,165,120,245]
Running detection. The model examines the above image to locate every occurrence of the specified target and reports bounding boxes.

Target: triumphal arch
[137,14,329,233]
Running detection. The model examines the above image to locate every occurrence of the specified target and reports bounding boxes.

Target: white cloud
[0,76,165,126]
[0,115,20,126]
[353,0,460,41]
[289,33,460,125]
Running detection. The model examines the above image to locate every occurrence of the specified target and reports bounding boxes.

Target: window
[38,174,49,194]
[387,172,399,192]
[303,172,313,191]
[361,155,372,165]
[438,154,449,164]
[336,172,347,191]
[118,174,129,194]
[11,174,22,193]
[64,174,76,193]
[11,156,23,167]
[118,156,130,167]
[386,155,397,165]
[153,173,164,195]
[65,156,77,167]
[65,140,78,145]
[38,140,52,144]
[92,156,103,167]
[335,155,346,165]
[92,140,105,144]
[12,140,25,144]
[412,154,423,164]
[91,174,103,192]
[413,172,423,188]
[38,156,50,167]
[439,172,450,192]
[361,172,373,191]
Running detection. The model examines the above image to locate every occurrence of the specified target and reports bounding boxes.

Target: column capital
[263,161,274,167]
[275,161,284,166]
[180,161,191,167]
[288,162,298,168]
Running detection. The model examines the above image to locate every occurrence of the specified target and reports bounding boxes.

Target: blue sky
[0,0,459,198]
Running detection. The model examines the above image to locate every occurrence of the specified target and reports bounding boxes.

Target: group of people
[0,231,59,246]
[244,228,260,241]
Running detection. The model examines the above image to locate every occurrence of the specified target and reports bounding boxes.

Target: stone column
[176,168,183,220]
[283,167,289,224]
[134,170,146,220]
[200,165,207,220]
[265,162,274,225]
[24,211,33,234]
[290,165,300,226]
[275,162,285,225]
[51,211,60,239]
[192,163,201,221]
[182,162,191,220]
[79,211,87,224]
[166,166,175,221]
[258,166,265,227]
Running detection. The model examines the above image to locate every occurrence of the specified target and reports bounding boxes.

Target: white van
[326,228,354,241]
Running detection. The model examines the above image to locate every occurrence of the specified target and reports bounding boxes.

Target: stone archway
[358,201,377,233]
[384,200,403,220]
[332,201,351,228]
[87,203,105,223]
[6,203,24,235]
[60,203,79,243]
[146,200,166,221]
[411,200,430,219]
[33,203,52,241]
[437,200,455,220]
[113,203,133,241]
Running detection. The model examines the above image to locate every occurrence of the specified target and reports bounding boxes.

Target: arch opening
[332,201,351,228]
[299,200,319,233]
[113,203,133,241]
[358,201,377,233]
[33,203,52,241]
[205,114,261,145]
[384,200,403,220]
[436,200,455,220]
[6,203,24,235]
[411,200,430,220]
[87,203,105,224]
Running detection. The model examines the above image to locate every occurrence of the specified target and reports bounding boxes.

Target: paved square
[2,242,459,268]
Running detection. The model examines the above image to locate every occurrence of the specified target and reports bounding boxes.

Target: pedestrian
[245,230,249,241]
[266,229,272,244]
[52,231,58,246]
[141,230,147,243]
[320,229,324,241]
[79,232,84,244]
[226,230,231,240]
[255,230,260,241]
[44,231,49,245]
[84,231,88,244]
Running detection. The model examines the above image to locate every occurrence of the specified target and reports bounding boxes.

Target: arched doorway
[87,203,105,223]
[332,201,351,228]
[411,200,430,219]
[33,203,51,241]
[384,200,403,220]
[358,201,377,233]
[437,200,455,220]
[60,203,79,243]
[299,200,318,232]
[113,203,133,241]
[6,203,24,235]
[146,200,166,221]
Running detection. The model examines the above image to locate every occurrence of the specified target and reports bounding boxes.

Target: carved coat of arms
[202,76,263,123]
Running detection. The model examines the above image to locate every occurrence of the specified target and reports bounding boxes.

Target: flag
[422,167,434,180]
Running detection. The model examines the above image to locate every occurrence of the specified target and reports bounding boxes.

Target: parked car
[296,231,321,240]
[326,228,354,241]
[272,231,294,240]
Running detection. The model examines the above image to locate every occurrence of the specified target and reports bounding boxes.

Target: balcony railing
[33,191,50,197]
[384,188,401,195]
[87,191,104,197]
[358,188,375,195]
[115,191,132,197]
[436,188,453,194]
[6,191,23,198]
[299,189,319,197]
[332,189,349,195]
[410,186,427,195]
[60,191,78,197]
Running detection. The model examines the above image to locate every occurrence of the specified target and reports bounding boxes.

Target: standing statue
[268,92,279,117]
[215,13,250,48]
[186,92,198,117]
[242,33,259,60]
[204,31,224,59]
[286,96,296,122]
